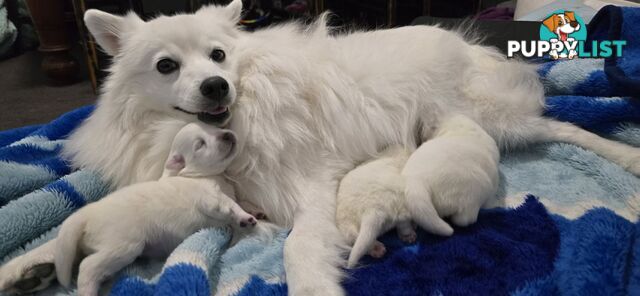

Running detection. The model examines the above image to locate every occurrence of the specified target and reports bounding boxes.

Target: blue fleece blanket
[1,5,640,296]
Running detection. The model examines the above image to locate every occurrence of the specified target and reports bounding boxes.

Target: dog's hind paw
[368,241,387,258]
[399,231,417,244]
[0,262,55,295]
[623,154,640,176]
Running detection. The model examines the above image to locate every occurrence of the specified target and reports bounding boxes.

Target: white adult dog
[2,1,640,295]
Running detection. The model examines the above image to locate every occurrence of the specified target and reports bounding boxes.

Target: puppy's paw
[368,241,386,258]
[238,201,268,220]
[248,210,268,220]
[399,231,417,244]
[0,262,55,295]
[237,214,257,228]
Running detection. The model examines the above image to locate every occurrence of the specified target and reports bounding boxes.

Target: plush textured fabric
[1,6,640,296]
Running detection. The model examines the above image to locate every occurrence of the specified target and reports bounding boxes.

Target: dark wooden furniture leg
[25,0,78,84]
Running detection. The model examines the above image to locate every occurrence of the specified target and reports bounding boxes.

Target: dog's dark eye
[210,49,225,62]
[156,58,179,74]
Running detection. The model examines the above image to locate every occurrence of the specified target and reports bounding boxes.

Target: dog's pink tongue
[560,32,568,42]
[207,106,228,115]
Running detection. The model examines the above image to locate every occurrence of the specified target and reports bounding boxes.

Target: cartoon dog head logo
[542,11,581,42]
[539,10,587,59]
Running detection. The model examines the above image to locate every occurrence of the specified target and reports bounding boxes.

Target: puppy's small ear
[225,0,244,22]
[165,154,186,172]
[542,15,557,32]
[564,11,576,22]
[84,10,142,56]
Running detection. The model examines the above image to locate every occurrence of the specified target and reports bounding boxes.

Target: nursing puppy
[403,114,500,227]
[336,146,453,268]
[5,1,640,295]
[54,123,256,296]
[339,115,498,267]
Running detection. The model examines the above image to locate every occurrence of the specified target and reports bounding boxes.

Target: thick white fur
[336,146,452,268]
[54,123,256,296]
[403,114,500,227]
[4,0,640,295]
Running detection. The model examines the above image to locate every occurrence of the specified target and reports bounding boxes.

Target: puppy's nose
[200,76,229,101]
[570,21,579,28]
[220,131,236,144]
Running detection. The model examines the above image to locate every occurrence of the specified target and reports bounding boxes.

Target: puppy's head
[164,123,238,177]
[84,0,244,126]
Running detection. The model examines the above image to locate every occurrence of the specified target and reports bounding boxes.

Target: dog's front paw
[247,210,267,220]
[0,261,55,295]
[237,213,257,228]
[238,201,268,220]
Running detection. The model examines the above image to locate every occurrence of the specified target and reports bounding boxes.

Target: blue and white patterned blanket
[1,5,640,296]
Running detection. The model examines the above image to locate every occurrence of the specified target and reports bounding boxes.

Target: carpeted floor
[0,51,96,130]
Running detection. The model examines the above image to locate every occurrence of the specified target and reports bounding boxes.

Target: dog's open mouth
[174,106,231,125]
[559,31,568,41]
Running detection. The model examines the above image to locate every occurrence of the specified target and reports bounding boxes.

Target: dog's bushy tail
[405,178,454,237]
[347,210,386,268]
[55,213,87,288]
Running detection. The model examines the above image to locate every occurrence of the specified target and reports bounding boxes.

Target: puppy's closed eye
[194,138,206,151]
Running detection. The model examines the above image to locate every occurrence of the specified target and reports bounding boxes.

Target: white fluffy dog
[403,114,500,227]
[336,146,452,268]
[54,123,256,296]
[55,123,257,296]
[3,1,640,295]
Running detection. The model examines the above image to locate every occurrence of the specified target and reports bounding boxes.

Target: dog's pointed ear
[542,15,557,32]
[165,154,186,175]
[84,10,142,56]
[225,0,244,22]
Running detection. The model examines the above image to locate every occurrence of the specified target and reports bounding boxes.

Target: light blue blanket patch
[0,162,57,205]
[217,229,288,286]
[0,170,110,259]
[499,141,640,210]
[542,59,604,95]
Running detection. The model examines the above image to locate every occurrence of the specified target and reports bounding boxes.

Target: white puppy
[336,146,453,268]
[403,114,500,227]
[54,123,256,296]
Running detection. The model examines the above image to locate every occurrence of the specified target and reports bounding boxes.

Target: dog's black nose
[570,21,579,28]
[220,131,236,144]
[200,76,229,101]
